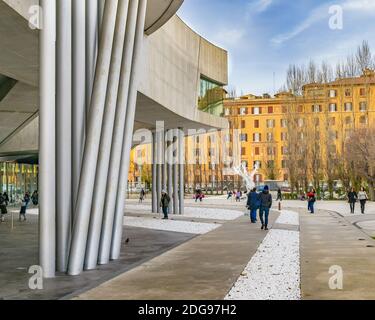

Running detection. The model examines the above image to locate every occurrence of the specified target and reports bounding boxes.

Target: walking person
[259,185,272,230]
[348,187,358,214]
[227,191,233,200]
[160,190,171,220]
[139,188,145,203]
[307,189,316,214]
[19,196,28,221]
[358,187,368,214]
[235,190,241,202]
[0,193,7,223]
[247,188,260,224]
[3,192,9,206]
[31,190,38,206]
[276,188,282,201]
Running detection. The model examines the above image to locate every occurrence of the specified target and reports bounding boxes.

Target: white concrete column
[84,0,130,271]
[98,0,139,265]
[56,0,72,273]
[72,0,86,210]
[86,0,99,115]
[68,0,119,276]
[173,131,179,215]
[110,0,148,261]
[39,0,56,279]
[152,132,158,213]
[179,128,185,215]
[156,129,163,214]
[166,130,173,212]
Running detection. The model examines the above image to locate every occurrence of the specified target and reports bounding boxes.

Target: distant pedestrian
[139,188,145,203]
[348,187,358,214]
[259,185,272,230]
[31,190,38,206]
[247,188,260,223]
[227,191,233,200]
[160,190,171,220]
[307,189,316,214]
[3,192,9,206]
[19,197,28,221]
[358,187,368,214]
[235,191,241,202]
[276,188,282,201]
[0,193,7,222]
[24,192,31,207]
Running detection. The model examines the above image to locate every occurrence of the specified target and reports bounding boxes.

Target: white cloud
[213,28,246,48]
[253,0,273,12]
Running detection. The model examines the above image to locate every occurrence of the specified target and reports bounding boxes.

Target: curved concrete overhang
[145,0,184,35]
[138,15,229,133]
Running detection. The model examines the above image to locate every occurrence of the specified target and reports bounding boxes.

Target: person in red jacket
[307,189,316,214]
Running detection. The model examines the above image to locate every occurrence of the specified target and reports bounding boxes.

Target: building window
[242,161,248,168]
[282,106,288,113]
[360,116,368,125]
[360,88,366,96]
[281,146,288,155]
[252,107,262,115]
[297,118,305,127]
[241,120,246,129]
[267,132,274,142]
[280,119,288,128]
[345,116,353,125]
[329,103,337,112]
[329,89,337,98]
[329,131,338,140]
[267,147,276,156]
[254,174,263,183]
[254,119,260,128]
[241,147,246,155]
[268,106,274,114]
[224,108,230,116]
[255,147,260,156]
[312,104,322,113]
[360,102,367,112]
[240,134,248,142]
[345,89,351,97]
[344,102,353,112]
[281,160,288,169]
[297,105,304,113]
[253,133,261,142]
[254,161,262,169]
[281,132,288,141]
[266,119,275,128]
[314,118,320,126]
[267,160,275,169]
[240,107,248,115]
[329,117,336,126]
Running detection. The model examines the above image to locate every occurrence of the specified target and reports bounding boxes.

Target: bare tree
[356,40,373,72]
[345,128,375,200]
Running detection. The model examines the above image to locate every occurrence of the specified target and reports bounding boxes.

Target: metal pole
[84,0,130,271]
[39,0,56,279]
[86,0,99,116]
[68,0,119,276]
[179,128,185,215]
[110,0,148,261]
[173,131,179,215]
[56,0,72,273]
[72,0,86,210]
[98,0,139,265]
[152,132,157,213]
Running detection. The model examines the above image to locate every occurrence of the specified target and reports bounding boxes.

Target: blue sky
[179,0,375,95]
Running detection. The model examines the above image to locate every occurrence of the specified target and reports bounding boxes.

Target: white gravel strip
[125,204,243,221]
[225,229,301,300]
[275,210,300,226]
[123,216,221,235]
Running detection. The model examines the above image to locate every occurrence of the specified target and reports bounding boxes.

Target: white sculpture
[233,163,259,192]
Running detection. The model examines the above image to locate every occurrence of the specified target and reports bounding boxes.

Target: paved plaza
[2,197,375,300]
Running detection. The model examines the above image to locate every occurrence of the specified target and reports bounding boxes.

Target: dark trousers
[360,200,366,214]
[259,207,270,227]
[308,201,315,213]
[350,202,355,213]
[250,209,257,223]
[162,206,169,218]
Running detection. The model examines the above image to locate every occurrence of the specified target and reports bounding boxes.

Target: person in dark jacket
[307,189,316,214]
[259,185,272,230]
[276,188,282,201]
[247,188,260,223]
[0,193,7,222]
[348,188,358,214]
[160,190,171,220]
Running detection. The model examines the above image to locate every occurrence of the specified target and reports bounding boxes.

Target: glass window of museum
[198,76,226,116]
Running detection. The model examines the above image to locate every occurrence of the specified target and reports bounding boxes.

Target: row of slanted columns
[151,129,185,215]
[39,0,148,278]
